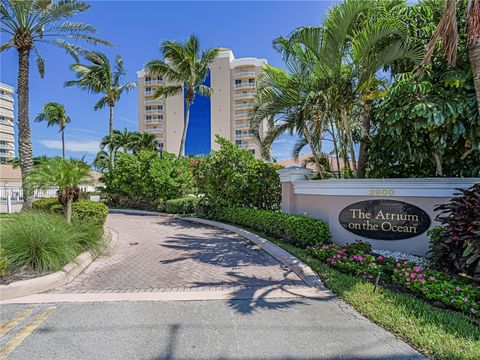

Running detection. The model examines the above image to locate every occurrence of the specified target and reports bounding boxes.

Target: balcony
[236,143,249,149]
[144,90,157,96]
[234,92,254,100]
[145,108,163,114]
[0,119,13,126]
[144,99,163,105]
[0,108,13,118]
[144,118,163,124]
[0,143,14,150]
[235,122,249,129]
[0,94,14,102]
[234,102,253,110]
[0,125,14,134]
[145,127,163,133]
[233,71,256,79]
[145,79,162,85]
[234,82,255,89]
[235,133,254,139]
[234,112,250,120]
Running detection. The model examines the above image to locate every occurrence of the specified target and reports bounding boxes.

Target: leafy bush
[429,184,480,282]
[34,199,109,226]
[102,150,195,210]
[205,207,331,248]
[194,136,281,210]
[0,247,9,277]
[307,243,480,318]
[164,197,199,214]
[32,197,59,211]
[1,212,103,272]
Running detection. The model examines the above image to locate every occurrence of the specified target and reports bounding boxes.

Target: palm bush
[1,212,101,272]
[26,158,90,223]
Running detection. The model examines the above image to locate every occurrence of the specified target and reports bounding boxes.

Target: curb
[0,226,118,301]
[182,217,327,290]
[109,208,174,217]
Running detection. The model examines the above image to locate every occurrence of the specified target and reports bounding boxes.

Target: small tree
[35,102,71,159]
[27,158,90,224]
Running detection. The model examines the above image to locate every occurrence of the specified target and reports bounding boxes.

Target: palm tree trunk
[468,40,480,116]
[302,126,323,178]
[65,197,72,224]
[61,127,66,159]
[357,111,370,178]
[434,153,443,176]
[109,105,114,169]
[329,119,341,178]
[178,102,191,159]
[17,48,34,210]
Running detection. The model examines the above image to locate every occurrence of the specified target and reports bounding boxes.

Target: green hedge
[164,197,199,214]
[32,198,108,226]
[32,197,60,212]
[209,207,331,248]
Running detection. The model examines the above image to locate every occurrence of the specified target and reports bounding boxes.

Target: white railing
[145,109,163,114]
[233,71,256,78]
[0,119,13,126]
[235,82,255,89]
[235,112,249,120]
[0,125,14,134]
[235,122,249,129]
[144,119,163,124]
[237,143,249,149]
[144,91,156,96]
[235,133,254,139]
[234,103,253,110]
[145,80,162,85]
[234,92,255,99]
[0,143,14,150]
[144,99,163,105]
[145,127,163,133]
[0,94,14,102]
[0,186,59,204]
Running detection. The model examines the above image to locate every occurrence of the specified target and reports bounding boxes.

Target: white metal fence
[0,186,58,204]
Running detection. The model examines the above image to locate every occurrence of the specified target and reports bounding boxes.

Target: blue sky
[1,0,338,163]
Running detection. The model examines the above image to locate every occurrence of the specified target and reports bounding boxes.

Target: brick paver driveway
[51,213,306,294]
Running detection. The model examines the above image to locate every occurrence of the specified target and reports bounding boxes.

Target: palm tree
[1,0,110,209]
[65,52,136,168]
[35,102,71,159]
[93,150,109,173]
[266,0,422,177]
[27,158,90,223]
[130,132,158,153]
[146,34,219,158]
[423,0,480,115]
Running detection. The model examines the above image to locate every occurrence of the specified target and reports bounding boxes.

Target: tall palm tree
[65,51,136,168]
[1,0,110,209]
[146,34,219,158]
[27,158,90,223]
[423,0,480,115]
[35,102,71,159]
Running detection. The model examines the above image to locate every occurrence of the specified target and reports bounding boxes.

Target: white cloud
[39,140,100,153]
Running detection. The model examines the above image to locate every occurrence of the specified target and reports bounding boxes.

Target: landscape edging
[0,226,118,301]
[182,217,327,289]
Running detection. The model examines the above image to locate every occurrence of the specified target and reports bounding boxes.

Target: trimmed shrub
[32,197,59,212]
[0,247,9,277]
[164,197,199,214]
[36,199,108,226]
[207,207,331,248]
[1,212,103,272]
[194,136,281,211]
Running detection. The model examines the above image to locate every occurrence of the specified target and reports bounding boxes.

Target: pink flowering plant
[307,241,479,318]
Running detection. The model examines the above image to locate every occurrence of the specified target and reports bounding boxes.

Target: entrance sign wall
[277,167,480,256]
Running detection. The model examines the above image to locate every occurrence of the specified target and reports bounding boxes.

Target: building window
[248,78,255,84]
[146,106,151,110]
[250,149,255,155]
[235,130,242,135]
[146,87,151,92]
[235,79,241,85]
[235,140,242,145]
[146,116,152,120]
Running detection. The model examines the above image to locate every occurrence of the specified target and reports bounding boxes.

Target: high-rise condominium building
[137,48,267,158]
[0,83,15,163]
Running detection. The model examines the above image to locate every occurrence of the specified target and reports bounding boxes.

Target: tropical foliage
[35,102,71,159]
[146,34,219,158]
[194,136,281,211]
[252,0,423,178]
[101,150,194,210]
[368,0,480,177]
[26,158,90,223]
[65,51,136,168]
[429,184,480,282]
[0,0,109,208]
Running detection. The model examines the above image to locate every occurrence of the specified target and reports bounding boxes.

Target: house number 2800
[369,189,395,196]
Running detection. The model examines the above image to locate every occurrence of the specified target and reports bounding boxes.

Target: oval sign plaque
[338,199,431,240]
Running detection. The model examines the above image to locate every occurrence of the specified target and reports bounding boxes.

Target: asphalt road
[0,298,424,360]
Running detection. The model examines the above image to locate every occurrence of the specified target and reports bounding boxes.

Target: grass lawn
[265,237,480,360]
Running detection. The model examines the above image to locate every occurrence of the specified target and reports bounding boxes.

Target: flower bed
[307,242,479,318]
